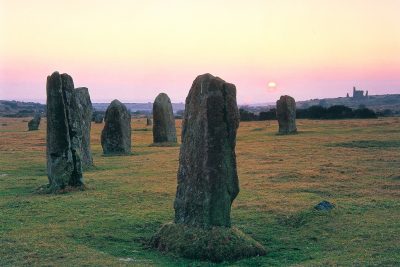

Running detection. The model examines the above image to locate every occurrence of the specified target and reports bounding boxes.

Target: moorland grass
[0,117,399,266]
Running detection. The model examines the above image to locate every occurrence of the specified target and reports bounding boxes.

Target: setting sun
[268,82,277,88]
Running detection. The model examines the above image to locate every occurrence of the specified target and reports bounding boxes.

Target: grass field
[1,117,399,266]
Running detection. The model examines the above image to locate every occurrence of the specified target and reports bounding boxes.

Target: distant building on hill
[350,86,368,100]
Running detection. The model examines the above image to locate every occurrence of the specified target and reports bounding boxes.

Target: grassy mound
[150,223,266,263]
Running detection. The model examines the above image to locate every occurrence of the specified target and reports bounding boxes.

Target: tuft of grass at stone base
[150,222,266,263]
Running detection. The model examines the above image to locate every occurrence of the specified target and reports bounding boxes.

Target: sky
[0,0,399,104]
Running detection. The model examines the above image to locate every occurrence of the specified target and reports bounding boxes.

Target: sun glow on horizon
[268,82,277,88]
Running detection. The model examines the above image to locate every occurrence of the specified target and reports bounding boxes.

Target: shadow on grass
[290,188,334,198]
[251,127,265,132]
[132,128,151,132]
[101,150,155,157]
[263,130,317,137]
[327,140,400,149]
[149,142,180,147]
[269,172,302,182]
[69,218,178,263]
[35,184,87,195]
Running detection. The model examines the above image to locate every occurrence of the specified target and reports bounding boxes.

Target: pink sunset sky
[0,0,399,104]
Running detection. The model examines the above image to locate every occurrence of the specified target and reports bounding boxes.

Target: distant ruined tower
[346,93,349,98]
[352,86,365,99]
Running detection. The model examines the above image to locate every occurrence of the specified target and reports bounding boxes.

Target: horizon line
[2,92,400,106]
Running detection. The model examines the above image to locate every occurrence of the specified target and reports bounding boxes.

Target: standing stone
[276,95,297,134]
[151,74,266,262]
[174,73,240,228]
[28,113,41,131]
[146,116,153,126]
[152,93,177,143]
[75,87,93,167]
[94,113,104,123]
[101,99,131,155]
[46,71,84,191]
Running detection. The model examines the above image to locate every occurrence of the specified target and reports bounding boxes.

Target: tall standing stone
[146,116,153,126]
[101,99,131,155]
[152,93,177,143]
[151,74,266,262]
[276,95,297,134]
[46,72,84,191]
[75,87,93,167]
[28,113,41,131]
[174,73,240,228]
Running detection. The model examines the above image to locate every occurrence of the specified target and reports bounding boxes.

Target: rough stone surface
[314,201,335,211]
[101,99,131,155]
[28,113,41,131]
[174,73,240,228]
[146,116,153,126]
[276,95,297,134]
[46,71,84,191]
[152,93,177,143]
[94,113,104,123]
[75,87,93,167]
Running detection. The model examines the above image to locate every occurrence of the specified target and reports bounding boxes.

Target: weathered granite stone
[94,113,104,123]
[151,74,266,262]
[314,201,335,211]
[46,71,84,191]
[152,93,177,143]
[101,99,131,155]
[75,87,93,167]
[174,73,240,228]
[28,113,41,131]
[146,116,153,126]
[276,95,297,134]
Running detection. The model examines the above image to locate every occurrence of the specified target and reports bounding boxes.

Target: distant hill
[1,94,399,117]
[296,94,400,112]
[92,102,185,114]
[0,100,185,117]
[0,100,46,117]
[240,94,400,114]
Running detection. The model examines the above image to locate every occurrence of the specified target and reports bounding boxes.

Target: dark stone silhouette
[314,201,335,211]
[94,113,104,123]
[75,87,93,167]
[46,71,83,191]
[276,95,297,134]
[174,73,240,228]
[146,116,153,126]
[28,113,41,131]
[151,74,266,262]
[152,93,177,143]
[351,86,368,99]
[101,100,131,155]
